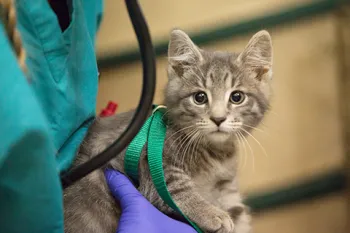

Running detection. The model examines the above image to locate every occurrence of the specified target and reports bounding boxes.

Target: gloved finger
[104,169,142,204]
[162,217,198,233]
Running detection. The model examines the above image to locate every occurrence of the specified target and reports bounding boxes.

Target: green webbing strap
[124,116,152,184]
[124,105,203,233]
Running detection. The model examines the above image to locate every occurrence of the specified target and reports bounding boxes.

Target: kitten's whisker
[187,131,200,169]
[237,132,248,171]
[239,131,255,173]
[258,122,272,132]
[194,132,204,166]
[169,128,194,154]
[182,131,195,164]
[260,121,269,128]
[242,124,265,133]
[234,133,245,170]
[166,134,191,156]
[192,133,201,165]
[166,130,192,155]
[268,110,279,117]
[192,132,204,167]
[175,129,196,161]
[188,131,198,168]
[236,132,245,170]
[164,125,196,144]
[240,128,268,158]
[179,129,199,169]
[169,130,192,167]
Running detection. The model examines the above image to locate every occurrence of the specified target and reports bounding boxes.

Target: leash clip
[152,105,167,114]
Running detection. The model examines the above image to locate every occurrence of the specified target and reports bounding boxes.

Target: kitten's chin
[207,131,231,144]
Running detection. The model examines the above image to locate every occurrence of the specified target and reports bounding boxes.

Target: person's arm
[105,169,197,233]
[0,21,63,233]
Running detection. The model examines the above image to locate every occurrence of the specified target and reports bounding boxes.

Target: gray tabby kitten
[64,29,273,233]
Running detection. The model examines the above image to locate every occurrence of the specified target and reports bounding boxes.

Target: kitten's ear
[237,30,273,81]
[168,29,203,68]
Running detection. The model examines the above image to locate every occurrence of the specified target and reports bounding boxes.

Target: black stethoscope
[61,0,156,189]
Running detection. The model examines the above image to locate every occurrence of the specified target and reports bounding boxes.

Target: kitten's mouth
[212,129,228,134]
[208,129,231,142]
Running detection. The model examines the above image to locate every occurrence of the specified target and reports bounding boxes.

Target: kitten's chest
[192,157,238,209]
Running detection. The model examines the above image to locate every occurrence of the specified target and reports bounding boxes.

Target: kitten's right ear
[168,29,203,69]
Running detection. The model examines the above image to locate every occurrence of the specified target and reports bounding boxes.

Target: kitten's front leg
[227,205,251,233]
[165,167,234,233]
[220,191,252,233]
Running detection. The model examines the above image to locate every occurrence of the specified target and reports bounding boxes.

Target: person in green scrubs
[0,0,102,232]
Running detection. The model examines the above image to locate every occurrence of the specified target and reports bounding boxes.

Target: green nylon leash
[124,105,203,233]
[124,116,152,185]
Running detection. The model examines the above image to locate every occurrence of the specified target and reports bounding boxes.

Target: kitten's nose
[210,116,226,126]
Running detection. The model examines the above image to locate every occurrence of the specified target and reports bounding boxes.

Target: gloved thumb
[104,169,143,206]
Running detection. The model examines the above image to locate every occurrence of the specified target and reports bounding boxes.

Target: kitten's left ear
[237,30,273,81]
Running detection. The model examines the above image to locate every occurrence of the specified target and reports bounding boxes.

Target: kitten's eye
[193,92,208,105]
[230,91,245,104]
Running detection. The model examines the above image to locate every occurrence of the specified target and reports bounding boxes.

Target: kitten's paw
[213,212,234,233]
[199,211,234,233]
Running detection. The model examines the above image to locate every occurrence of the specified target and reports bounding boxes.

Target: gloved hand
[105,169,197,233]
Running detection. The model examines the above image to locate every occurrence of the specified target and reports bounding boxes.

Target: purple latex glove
[105,169,197,233]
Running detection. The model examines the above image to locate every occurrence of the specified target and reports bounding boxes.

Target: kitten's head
[165,29,273,146]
